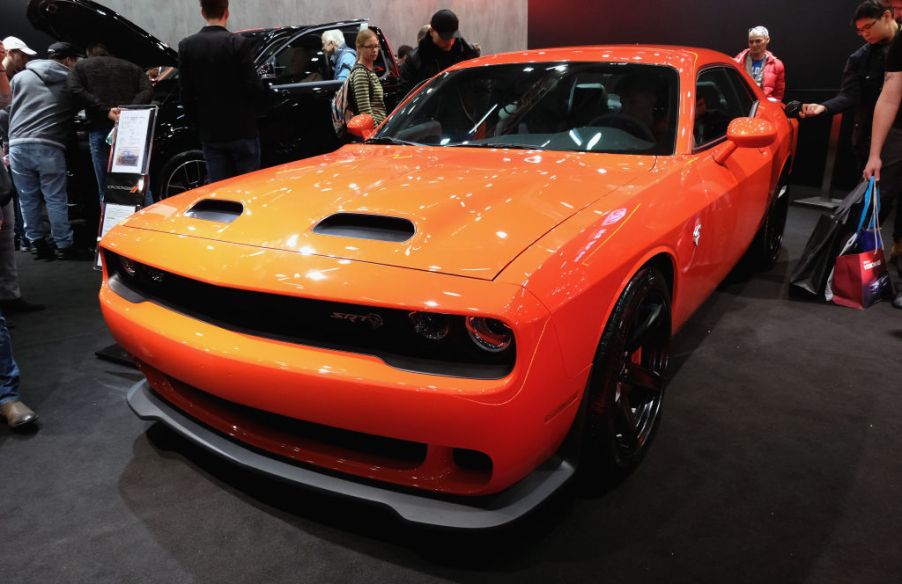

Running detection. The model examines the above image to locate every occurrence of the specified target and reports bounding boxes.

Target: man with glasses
[801,1,900,173]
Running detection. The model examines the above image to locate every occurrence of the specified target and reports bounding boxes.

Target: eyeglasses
[856,19,880,34]
[362,44,380,50]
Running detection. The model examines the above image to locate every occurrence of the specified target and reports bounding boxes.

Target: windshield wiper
[365,136,421,146]
[447,142,540,150]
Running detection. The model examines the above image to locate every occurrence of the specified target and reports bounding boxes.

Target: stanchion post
[795,112,845,209]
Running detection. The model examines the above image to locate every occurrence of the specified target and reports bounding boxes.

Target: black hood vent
[185,199,244,223]
[314,213,415,242]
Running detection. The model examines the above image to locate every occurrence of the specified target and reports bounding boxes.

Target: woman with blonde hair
[348,28,387,125]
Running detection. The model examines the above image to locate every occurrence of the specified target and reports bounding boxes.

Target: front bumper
[128,379,575,529]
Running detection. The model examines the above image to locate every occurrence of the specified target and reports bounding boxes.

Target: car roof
[446,45,733,74]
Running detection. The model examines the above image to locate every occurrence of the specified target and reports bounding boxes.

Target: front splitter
[126,380,575,529]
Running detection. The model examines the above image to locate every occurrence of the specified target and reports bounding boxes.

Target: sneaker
[894,292,902,310]
[30,238,55,260]
[55,245,93,261]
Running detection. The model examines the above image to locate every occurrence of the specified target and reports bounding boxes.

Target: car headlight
[119,256,137,277]
[465,317,513,352]
[408,311,451,340]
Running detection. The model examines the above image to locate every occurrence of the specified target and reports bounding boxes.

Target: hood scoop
[313,213,415,243]
[185,199,244,223]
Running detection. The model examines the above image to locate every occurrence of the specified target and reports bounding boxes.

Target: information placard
[110,107,154,174]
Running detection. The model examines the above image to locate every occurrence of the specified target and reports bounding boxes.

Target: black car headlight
[408,311,452,340]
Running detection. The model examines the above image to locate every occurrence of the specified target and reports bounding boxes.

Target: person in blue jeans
[0,311,36,429]
[7,42,88,260]
[66,42,153,203]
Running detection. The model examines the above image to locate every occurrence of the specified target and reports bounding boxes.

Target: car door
[258,24,402,166]
[256,25,358,166]
[692,66,773,275]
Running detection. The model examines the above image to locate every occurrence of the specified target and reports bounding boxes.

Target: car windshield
[376,62,679,155]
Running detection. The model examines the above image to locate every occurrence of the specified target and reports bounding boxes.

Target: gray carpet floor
[1,199,901,584]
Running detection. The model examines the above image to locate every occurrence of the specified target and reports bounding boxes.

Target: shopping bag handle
[855,177,875,234]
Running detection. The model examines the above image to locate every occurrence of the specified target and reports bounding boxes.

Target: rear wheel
[157,150,207,200]
[582,267,671,482]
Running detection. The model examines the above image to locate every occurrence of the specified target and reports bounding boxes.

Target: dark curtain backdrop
[1,0,56,57]
[528,0,868,187]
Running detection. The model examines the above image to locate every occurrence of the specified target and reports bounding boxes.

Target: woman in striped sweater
[348,29,387,125]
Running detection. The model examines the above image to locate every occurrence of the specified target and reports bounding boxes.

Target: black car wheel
[157,150,207,200]
[748,168,790,270]
[582,266,671,482]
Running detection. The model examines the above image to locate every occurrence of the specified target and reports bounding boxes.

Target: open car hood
[119,145,656,281]
[27,0,177,68]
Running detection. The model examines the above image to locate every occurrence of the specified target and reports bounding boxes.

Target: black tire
[747,170,790,270]
[156,150,207,201]
[581,266,671,483]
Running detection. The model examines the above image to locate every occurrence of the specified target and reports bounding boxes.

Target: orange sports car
[99,46,796,528]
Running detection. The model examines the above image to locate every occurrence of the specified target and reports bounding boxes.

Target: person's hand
[108,107,121,123]
[0,40,6,62]
[799,103,826,118]
[863,154,883,181]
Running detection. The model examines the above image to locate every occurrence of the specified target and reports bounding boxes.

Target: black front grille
[105,251,515,378]
[154,374,427,469]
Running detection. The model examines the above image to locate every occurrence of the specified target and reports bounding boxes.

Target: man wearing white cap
[1,37,37,83]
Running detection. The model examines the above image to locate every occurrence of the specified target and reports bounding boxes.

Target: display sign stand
[95,105,157,368]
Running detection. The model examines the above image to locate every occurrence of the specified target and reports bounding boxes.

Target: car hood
[27,0,177,68]
[120,145,656,280]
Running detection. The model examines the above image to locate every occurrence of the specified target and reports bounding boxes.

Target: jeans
[8,143,74,250]
[0,311,21,405]
[202,137,261,183]
[88,129,110,203]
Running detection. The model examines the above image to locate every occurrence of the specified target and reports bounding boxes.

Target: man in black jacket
[178,0,267,182]
[399,9,480,96]
[67,43,153,202]
[801,1,900,169]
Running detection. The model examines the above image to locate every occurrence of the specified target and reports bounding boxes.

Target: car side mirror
[347,114,376,139]
[714,117,777,165]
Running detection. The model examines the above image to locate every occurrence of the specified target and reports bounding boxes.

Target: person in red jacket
[734,26,786,101]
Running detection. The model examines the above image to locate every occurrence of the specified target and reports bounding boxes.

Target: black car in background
[27,0,403,202]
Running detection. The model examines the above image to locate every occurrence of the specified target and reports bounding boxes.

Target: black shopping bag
[789,179,871,297]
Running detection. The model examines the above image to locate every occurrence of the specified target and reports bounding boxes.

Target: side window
[694,67,754,148]
[723,67,757,115]
[272,33,329,85]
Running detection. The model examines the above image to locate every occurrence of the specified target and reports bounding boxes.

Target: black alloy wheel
[583,266,671,482]
[158,150,207,200]
[748,170,791,270]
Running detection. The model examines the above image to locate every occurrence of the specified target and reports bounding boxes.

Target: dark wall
[528,0,867,188]
[0,0,55,57]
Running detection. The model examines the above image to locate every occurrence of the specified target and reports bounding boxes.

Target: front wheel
[582,266,671,483]
[747,174,790,270]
